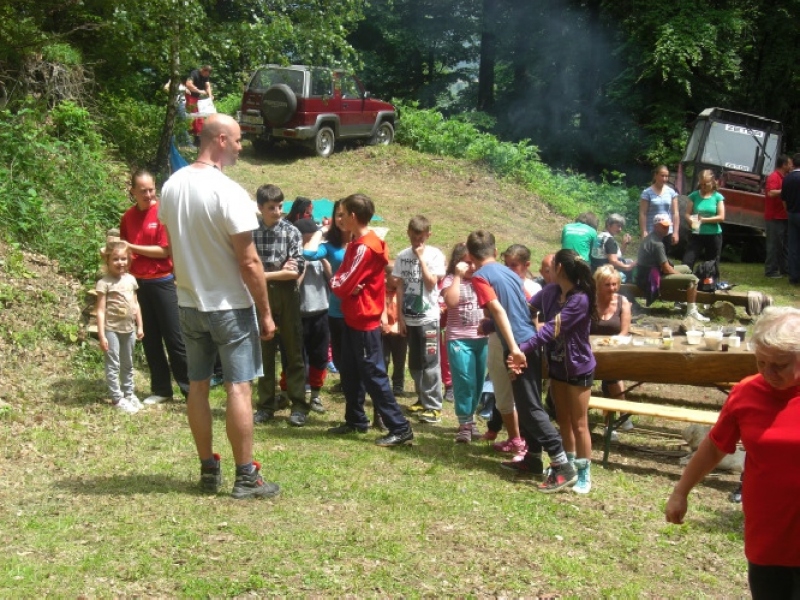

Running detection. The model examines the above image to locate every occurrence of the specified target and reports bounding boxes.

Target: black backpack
[694,260,717,293]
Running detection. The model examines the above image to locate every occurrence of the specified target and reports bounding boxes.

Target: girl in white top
[96,238,144,413]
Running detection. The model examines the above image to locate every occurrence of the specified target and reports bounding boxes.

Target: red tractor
[675,107,783,260]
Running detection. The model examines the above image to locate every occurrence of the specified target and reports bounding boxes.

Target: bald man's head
[199,114,242,167]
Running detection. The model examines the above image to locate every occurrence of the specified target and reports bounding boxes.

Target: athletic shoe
[405,402,426,414]
[113,397,139,414]
[500,453,544,477]
[253,408,275,424]
[210,376,224,388]
[327,361,338,374]
[127,394,143,410]
[729,484,742,504]
[288,411,307,427]
[538,462,578,493]
[766,273,783,279]
[328,423,369,435]
[231,462,280,500]
[572,459,592,494]
[309,397,326,414]
[444,386,455,402]
[375,429,414,447]
[686,309,710,322]
[479,429,498,442]
[200,453,221,494]
[455,423,473,443]
[470,422,481,438]
[619,418,634,432]
[493,437,526,454]
[418,409,441,423]
[143,394,172,405]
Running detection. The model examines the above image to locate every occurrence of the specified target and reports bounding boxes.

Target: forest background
[1,0,799,278]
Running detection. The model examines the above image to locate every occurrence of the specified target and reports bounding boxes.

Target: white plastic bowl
[704,331,723,350]
[686,331,702,345]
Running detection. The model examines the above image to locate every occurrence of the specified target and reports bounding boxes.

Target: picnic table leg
[602,411,614,468]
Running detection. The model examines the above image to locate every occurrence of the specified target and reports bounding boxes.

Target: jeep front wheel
[313,127,335,158]
[370,121,394,146]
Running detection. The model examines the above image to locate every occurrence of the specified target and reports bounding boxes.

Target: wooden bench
[588,396,719,468]
[619,283,772,316]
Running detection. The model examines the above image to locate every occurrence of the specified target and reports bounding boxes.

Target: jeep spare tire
[261,84,297,126]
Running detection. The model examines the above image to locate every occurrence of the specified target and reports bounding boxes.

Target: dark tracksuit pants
[136,276,189,397]
[340,324,410,434]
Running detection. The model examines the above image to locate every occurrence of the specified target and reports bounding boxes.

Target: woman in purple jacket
[528,249,597,494]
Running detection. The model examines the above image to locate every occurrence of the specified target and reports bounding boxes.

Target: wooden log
[588,397,718,425]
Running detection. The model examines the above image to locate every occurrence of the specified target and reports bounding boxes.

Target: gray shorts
[179,306,263,384]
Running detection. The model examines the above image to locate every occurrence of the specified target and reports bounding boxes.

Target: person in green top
[561,212,598,262]
[683,169,725,279]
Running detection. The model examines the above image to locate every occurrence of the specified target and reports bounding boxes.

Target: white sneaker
[143,394,172,405]
[619,418,634,431]
[114,397,139,414]
[127,394,143,410]
[686,309,710,322]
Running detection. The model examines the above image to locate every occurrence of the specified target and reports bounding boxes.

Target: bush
[96,94,163,167]
[395,102,634,226]
[0,104,129,279]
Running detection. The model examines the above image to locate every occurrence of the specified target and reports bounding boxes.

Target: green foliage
[213,94,241,117]
[96,94,163,167]
[396,103,634,223]
[0,105,129,279]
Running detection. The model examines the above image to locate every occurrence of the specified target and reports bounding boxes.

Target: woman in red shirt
[666,306,800,599]
[120,169,189,404]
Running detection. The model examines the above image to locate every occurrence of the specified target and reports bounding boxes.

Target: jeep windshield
[248,68,304,95]
[687,120,780,176]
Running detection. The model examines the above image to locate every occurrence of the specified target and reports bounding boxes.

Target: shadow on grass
[57,473,197,496]
[51,377,108,407]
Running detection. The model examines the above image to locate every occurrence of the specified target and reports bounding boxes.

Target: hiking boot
[375,429,414,447]
[493,437,526,454]
[143,394,172,405]
[200,453,221,494]
[328,422,369,435]
[444,386,454,402]
[113,397,139,414]
[288,411,307,427]
[418,409,441,423]
[455,422,473,443]
[500,453,544,478]
[538,461,578,493]
[253,408,275,424]
[231,462,280,500]
[309,397,326,414]
[405,402,425,414]
[572,459,592,494]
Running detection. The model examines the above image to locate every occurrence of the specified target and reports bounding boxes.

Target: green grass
[2,141,795,597]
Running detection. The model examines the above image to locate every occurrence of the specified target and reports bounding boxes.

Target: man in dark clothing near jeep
[780,152,800,285]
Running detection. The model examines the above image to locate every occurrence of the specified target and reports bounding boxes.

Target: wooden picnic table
[592,335,758,388]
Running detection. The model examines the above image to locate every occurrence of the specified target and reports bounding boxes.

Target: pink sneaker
[479,429,498,442]
[493,437,526,454]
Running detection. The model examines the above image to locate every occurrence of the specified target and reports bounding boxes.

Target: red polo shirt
[764,169,788,220]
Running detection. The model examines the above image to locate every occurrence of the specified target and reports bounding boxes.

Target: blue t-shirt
[472,261,537,351]
[303,242,346,318]
[641,185,678,235]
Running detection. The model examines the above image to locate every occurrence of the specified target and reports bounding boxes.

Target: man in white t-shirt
[159,114,279,500]
[393,215,447,423]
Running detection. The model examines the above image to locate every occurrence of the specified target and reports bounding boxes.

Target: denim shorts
[179,306,263,384]
[550,371,594,388]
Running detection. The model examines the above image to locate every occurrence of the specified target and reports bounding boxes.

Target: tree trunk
[477,0,496,111]
[154,26,181,183]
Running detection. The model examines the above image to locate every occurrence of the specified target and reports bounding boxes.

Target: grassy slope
[2,142,799,597]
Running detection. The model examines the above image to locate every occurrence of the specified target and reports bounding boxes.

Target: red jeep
[237,65,396,157]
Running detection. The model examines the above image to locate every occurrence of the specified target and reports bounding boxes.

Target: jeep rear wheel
[370,121,394,146]
[261,84,297,126]
[313,127,335,158]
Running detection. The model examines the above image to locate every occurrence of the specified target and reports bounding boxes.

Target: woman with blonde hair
[683,169,725,279]
[591,265,633,435]
[640,165,680,253]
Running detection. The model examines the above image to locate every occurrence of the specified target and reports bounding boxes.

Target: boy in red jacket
[328,194,414,447]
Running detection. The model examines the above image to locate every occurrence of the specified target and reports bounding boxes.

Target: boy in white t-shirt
[393,215,447,423]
